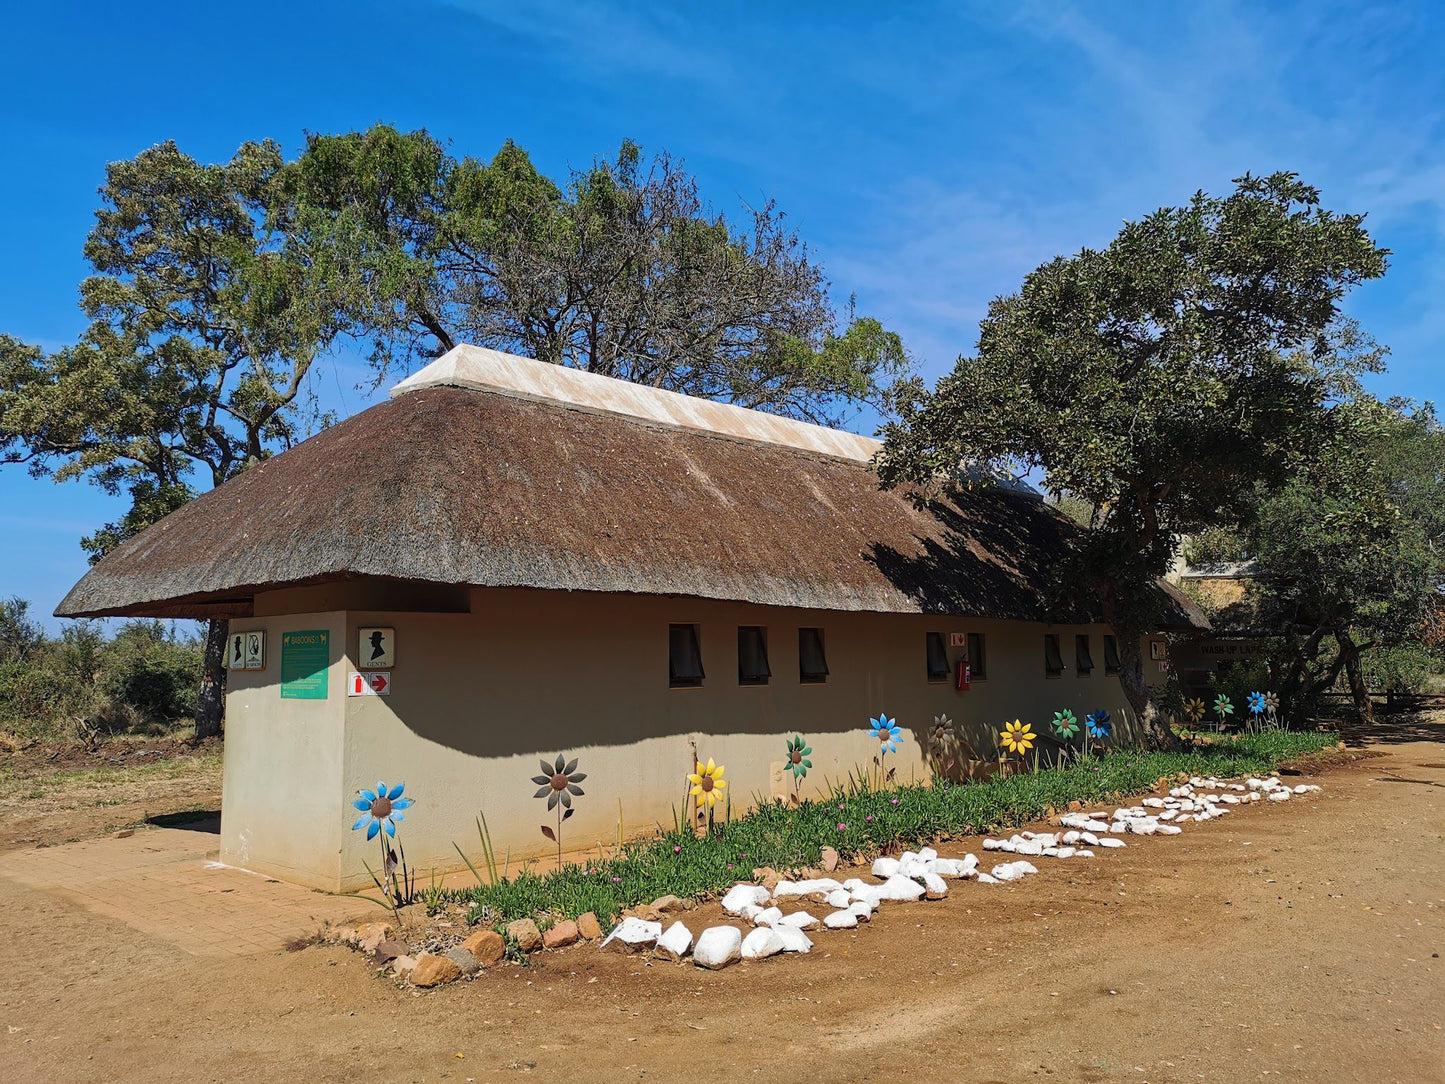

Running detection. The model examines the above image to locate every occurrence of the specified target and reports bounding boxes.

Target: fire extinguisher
[956,658,971,691]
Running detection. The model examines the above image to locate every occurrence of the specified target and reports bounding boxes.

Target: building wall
[224,584,1136,891]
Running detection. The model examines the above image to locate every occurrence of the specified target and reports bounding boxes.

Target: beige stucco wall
[222,585,1137,891]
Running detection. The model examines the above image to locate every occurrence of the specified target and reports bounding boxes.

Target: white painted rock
[898,853,930,878]
[601,917,663,953]
[847,901,874,922]
[1156,824,1182,835]
[752,906,783,927]
[777,911,820,930]
[1075,849,1094,857]
[870,856,901,878]
[740,926,784,960]
[1014,839,1045,856]
[824,910,858,929]
[1061,830,1081,844]
[1081,832,1099,846]
[1095,837,1125,849]
[927,856,976,878]
[1053,846,1076,858]
[825,889,852,910]
[876,874,926,901]
[774,925,813,953]
[921,872,949,899]
[721,884,771,915]
[982,838,1013,851]
[693,926,743,969]
[774,878,843,898]
[919,846,938,861]
[654,921,694,960]
[989,861,1038,882]
[1268,790,1291,802]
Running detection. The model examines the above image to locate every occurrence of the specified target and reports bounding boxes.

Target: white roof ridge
[391,344,883,463]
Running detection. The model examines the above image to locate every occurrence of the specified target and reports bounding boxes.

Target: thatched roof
[56,349,1206,629]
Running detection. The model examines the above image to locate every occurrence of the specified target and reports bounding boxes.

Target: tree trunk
[194,618,228,740]
[1115,630,1174,748]
[1338,630,1374,724]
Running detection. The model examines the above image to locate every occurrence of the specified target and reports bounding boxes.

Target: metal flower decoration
[532,754,587,865]
[1247,691,1267,715]
[1086,710,1112,739]
[1051,709,1080,739]
[785,734,812,794]
[532,754,587,811]
[930,714,953,749]
[352,781,413,840]
[999,719,1035,757]
[688,757,727,811]
[1265,691,1280,718]
[1183,698,1207,726]
[869,714,903,755]
[1214,694,1235,722]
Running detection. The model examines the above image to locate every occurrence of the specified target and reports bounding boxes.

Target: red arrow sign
[370,673,388,694]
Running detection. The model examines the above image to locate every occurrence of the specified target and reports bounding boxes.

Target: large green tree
[279,126,909,425]
[0,140,341,738]
[1188,396,1445,721]
[877,173,1388,737]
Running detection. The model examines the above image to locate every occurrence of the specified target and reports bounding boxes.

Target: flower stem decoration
[1085,710,1112,751]
[1183,698,1206,728]
[868,713,903,788]
[1213,694,1235,729]
[999,719,1035,764]
[532,754,587,868]
[785,734,812,801]
[351,781,416,920]
[688,757,727,831]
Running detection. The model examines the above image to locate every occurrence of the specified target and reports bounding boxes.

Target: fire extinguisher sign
[349,671,391,697]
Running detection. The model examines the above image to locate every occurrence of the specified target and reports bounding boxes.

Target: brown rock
[506,918,543,952]
[356,921,394,953]
[1337,741,1347,751]
[327,925,358,945]
[372,939,408,963]
[819,846,840,872]
[627,905,662,923]
[751,867,782,891]
[576,912,604,940]
[461,928,506,967]
[390,954,416,976]
[410,952,461,987]
[1067,800,1083,812]
[805,891,831,905]
[543,919,579,949]
[649,894,690,914]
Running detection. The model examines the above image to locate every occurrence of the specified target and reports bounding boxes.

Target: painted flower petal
[559,789,571,808]
[393,797,413,810]
[352,815,371,831]
[367,820,380,841]
[384,819,396,837]
[391,811,405,823]
[686,774,702,786]
[554,753,567,774]
[353,797,372,811]
[547,792,559,811]
[569,772,587,784]
[567,784,585,796]
[534,786,553,799]
[360,789,377,803]
[387,783,405,800]
[564,758,579,776]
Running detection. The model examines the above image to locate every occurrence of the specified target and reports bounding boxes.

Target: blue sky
[2,0,1442,627]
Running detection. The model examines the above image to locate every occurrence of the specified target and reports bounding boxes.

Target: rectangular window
[1044,633,1065,677]
[967,632,987,680]
[1103,634,1121,674]
[738,626,771,685]
[1075,634,1095,675]
[669,624,704,687]
[798,627,828,684]
[926,631,950,682]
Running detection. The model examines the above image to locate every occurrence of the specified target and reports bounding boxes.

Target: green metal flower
[785,734,812,780]
[1214,694,1235,719]
[1050,709,1079,739]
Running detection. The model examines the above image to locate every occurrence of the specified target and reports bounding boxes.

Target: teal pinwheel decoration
[785,734,812,781]
[869,714,903,754]
[351,781,413,840]
[1051,709,1080,739]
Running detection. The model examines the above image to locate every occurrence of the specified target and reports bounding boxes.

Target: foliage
[1189,397,1445,718]
[0,598,203,741]
[281,127,911,426]
[877,172,1388,727]
[445,731,1338,927]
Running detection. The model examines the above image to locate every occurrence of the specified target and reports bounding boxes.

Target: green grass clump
[445,730,1337,928]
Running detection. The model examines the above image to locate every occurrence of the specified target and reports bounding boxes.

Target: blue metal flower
[869,713,903,754]
[1247,691,1267,715]
[1085,711,1112,739]
[351,781,414,840]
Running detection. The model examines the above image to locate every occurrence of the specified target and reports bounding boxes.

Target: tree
[876,173,1388,739]
[1188,397,1445,721]
[280,126,909,426]
[0,140,341,738]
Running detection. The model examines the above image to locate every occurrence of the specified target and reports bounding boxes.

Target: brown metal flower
[532,754,587,811]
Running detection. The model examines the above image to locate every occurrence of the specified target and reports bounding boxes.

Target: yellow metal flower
[999,719,1035,756]
[688,758,728,809]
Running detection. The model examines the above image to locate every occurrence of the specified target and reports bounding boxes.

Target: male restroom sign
[358,627,395,668]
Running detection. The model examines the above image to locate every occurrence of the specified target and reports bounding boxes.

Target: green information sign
[280,630,330,700]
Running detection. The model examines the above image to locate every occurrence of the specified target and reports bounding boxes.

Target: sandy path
[1,737,1440,1083]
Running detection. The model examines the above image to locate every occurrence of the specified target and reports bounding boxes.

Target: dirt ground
[1,726,1441,1083]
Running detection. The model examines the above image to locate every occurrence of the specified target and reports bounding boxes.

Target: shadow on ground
[145,810,220,833]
